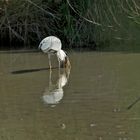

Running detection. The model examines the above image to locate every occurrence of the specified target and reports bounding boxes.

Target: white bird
[38,36,70,69]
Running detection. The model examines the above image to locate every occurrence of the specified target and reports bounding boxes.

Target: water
[0,50,140,140]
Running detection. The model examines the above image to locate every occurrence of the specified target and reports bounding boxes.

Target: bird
[38,36,71,69]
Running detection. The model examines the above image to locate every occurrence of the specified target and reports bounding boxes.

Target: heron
[38,36,71,69]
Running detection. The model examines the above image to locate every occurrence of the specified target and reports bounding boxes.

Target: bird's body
[39,36,62,53]
[39,36,70,69]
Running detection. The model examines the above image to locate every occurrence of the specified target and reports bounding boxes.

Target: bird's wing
[39,36,62,53]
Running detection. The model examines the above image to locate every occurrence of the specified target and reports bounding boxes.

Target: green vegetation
[0,0,140,50]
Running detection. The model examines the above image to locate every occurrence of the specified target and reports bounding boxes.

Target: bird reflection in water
[42,68,70,106]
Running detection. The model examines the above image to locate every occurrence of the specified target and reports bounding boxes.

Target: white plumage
[56,50,66,61]
[39,36,62,53]
[38,36,67,68]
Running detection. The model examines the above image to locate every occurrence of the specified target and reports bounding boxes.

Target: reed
[0,0,140,49]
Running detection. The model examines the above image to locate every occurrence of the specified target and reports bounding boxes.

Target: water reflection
[42,68,70,106]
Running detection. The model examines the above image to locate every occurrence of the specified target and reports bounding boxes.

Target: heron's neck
[57,50,66,61]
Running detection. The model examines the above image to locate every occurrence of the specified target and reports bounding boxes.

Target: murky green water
[0,50,140,140]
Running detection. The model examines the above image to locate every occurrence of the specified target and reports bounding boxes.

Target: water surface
[0,51,140,140]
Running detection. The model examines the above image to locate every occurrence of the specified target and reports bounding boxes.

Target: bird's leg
[48,54,52,89]
[57,57,61,76]
[48,54,52,69]
[49,68,52,89]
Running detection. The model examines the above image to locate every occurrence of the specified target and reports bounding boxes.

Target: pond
[0,50,140,140]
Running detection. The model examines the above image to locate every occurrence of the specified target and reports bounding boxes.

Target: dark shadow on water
[0,49,39,54]
[11,67,58,74]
